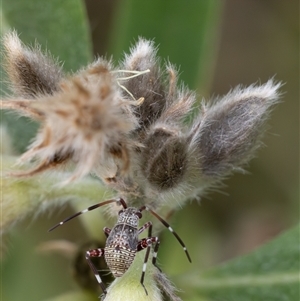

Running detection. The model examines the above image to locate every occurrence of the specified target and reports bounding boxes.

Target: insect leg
[49,198,126,231]
[103,227,111,238]
[140,206,192,263]
[86,248,107,294]
[138,222,161,270]
[137,237,161,295]
[138,221,152,235]
[151,238,162,272]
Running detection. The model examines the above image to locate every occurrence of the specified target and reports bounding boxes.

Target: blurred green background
[1,0,299,300]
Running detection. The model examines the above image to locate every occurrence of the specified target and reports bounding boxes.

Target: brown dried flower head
[1,31,281,210]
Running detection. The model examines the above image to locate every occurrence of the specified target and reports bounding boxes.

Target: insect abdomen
[105,245,136,277]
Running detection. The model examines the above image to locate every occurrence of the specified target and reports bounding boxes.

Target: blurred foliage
[1,0,299,301]
[1,0,91,71]
[181,224,300,301]
[107,0,222,93]
[0,155,112,236]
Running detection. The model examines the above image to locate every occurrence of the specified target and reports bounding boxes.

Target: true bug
[49,198,191,296]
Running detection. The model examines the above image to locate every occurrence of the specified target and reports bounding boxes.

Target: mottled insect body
[104,208,141,277]
[49,198,191,296]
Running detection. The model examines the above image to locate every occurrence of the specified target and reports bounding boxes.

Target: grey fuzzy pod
[189,80,281,178]
[3,31,62,98]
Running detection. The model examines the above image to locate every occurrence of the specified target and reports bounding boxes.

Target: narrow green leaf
[109,0,222,92]
[180,224,300,301]
[1,0,91,71]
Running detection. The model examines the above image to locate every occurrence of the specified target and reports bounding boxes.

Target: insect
[72,240,114,292]
[49,198,191,296]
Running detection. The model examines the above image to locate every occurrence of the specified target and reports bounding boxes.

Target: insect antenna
[140,206,192,263]
[49,198,123,232]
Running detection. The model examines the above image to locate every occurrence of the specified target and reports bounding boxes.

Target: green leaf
[1,0,91,71]
[179,224,300,301]
[1,0,92,153]
[109,0,222,92]
[0,155,113,236]
[43,290,97,301]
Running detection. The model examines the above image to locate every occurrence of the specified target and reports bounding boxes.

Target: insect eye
[118,209,124,215]
[136,211,142,219]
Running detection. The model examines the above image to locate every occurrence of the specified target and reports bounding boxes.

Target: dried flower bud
[16,60,139,182]
[134,68,197,199]
[189,80,281,178]
[121,38,166,129]
[141,126,188,190]
[2,31,62,98]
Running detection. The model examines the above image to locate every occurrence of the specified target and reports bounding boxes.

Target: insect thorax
[116,207,140,228]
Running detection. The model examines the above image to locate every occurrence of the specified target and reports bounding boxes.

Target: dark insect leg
[138,222,161,269]
[86,248,107,294]
[138,221,152,235]
[137,237,160,295]
[49,198,126,231]
[117,198,128,208]
[151,239,162,272]
[140,205,192,263]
